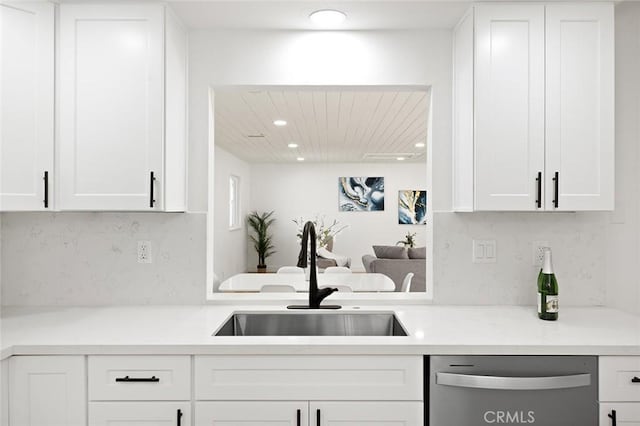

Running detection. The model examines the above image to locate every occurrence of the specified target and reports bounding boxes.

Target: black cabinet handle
[535,171,542,208]
[632,376,640,383]
[317,409,321,426]
[114,375,160,383]
[608,409,617,426]
[177,409,183,426]
[552,171,559,208]
[43,171,49,208]
[149,171,156,208]
[296,409,301,426]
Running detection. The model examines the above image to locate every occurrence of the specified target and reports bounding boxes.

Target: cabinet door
[9,356,86,426]
[474,5,545,211]
[90,402,190,426]
[0,2,54,211]
[311,402,422,426]
[58,4,163,211]
[196,401,309,426]
[600,403,640,426]
[545,4,614,211]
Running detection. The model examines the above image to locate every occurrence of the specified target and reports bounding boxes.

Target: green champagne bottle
[537,247,558,321]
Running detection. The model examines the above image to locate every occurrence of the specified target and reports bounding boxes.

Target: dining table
[217,272,396,292]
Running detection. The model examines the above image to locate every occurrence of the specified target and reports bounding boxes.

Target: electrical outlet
[137,240,152,264]
[532,241,549,266]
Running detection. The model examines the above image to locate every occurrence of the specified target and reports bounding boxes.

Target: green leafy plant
[247,211,276,268]
[293,215,348,249]
[397,231,417,248]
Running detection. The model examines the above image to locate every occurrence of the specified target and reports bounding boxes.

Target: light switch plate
[473,240,496,263]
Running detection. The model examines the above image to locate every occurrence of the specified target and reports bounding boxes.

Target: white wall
[2,17,638,309]
[214,147,251,281]
[605,2,640,315]
[249,162,427,273]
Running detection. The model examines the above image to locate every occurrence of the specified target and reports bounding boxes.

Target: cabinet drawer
[89,356,190,401]
[600,357,640,402]
[194,355,422,401]
[89,402,190,425]
[599,403,640,426]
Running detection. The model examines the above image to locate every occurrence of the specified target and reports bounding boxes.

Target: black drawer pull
[177,409,183,426]
[552,171,559,208]
[43,171,49,208]
[632,376,640,383]
[149,171,156,208]
[115,375,159,383]
[535,171,542,208]
[608,409,617,426]
[317,409,321,426]
[296,409,301,426]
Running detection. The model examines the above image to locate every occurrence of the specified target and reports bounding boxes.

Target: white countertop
[2,305,639,359]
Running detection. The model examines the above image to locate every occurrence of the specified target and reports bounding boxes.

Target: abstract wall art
[398,190,427,224]
[338,177,385,212]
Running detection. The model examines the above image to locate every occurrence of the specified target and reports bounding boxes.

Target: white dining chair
[260,284,296,293]
[324,266,351,274]
[276,266,304,274]
[333,285,353,292]
[401,272,414,292]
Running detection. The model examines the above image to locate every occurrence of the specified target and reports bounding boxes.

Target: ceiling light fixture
[415,142,425,148]
[297,157,305,162]
[288,143,299,148]
[397,157,406,161]
[273,119,287,127]
[309,9,347,26]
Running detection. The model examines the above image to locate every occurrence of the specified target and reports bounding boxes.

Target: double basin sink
[215,312,408,336]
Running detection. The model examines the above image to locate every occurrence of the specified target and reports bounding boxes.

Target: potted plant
[247,211,276,273]
[397,231,417,248]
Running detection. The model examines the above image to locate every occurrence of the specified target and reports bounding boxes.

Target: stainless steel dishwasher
[429,356,597,425]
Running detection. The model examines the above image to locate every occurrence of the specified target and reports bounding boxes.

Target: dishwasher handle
[436,372,591,390]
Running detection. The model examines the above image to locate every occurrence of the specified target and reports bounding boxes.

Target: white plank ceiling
[214,89,430,163]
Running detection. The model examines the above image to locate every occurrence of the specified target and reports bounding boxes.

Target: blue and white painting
[398,190,427,224]
[338,177,385,212]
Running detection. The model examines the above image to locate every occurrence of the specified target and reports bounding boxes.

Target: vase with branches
[397,231,417,248]
[293,215,348,249]
[247,211,276,272]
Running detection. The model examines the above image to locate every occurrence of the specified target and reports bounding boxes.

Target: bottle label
[538,293,559,313]
[546,295,559,313]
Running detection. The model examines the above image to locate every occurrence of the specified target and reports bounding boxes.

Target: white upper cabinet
[474,5,545,211]
[453,3,614,212]
[0,2,54,211]
[58,4,187,211]
[545,4,614,211]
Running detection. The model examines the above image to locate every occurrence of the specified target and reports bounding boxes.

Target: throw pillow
[373,245,409,259]
[408,246,427,259]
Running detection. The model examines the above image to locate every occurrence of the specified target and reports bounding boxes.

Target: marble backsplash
[0,212,206,305]
[0,211,607,306]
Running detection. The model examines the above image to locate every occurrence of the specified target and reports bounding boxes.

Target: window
[229,175,240,229]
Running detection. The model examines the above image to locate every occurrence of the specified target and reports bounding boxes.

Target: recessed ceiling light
[297,157,305,161]
[415,142,425,148]
[309,9,347,26]
[397,157,406,161]
[288,143,299,148]
[273,119,287,127]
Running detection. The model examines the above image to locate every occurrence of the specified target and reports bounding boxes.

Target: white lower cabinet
[195,401,422,426]
[600,403,640,426]
[600,357,640,426]
[196,401,309,426]
[312,402,423,426]
[89,402,190,426]
[194,356,424,426]
[9,356,86,426]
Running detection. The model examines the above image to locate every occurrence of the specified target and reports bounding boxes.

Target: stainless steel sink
[214,312,408,336]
